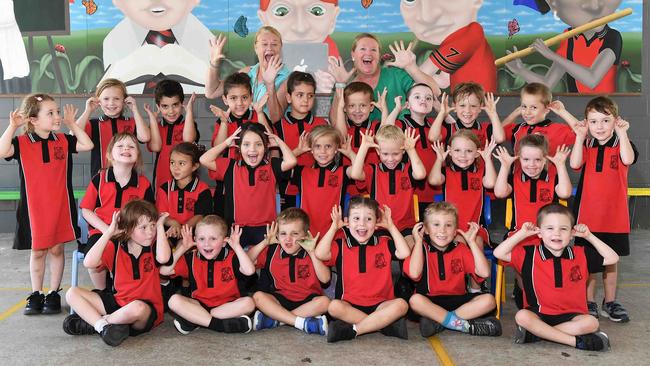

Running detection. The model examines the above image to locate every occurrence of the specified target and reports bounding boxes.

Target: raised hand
[431,140,448,161]
[482,92,500,117]
[377,205,395,230]
[63,104,79,128]
[412,222,424,245]
[265,131,282,148]
[478,137,497,161]
[265,221,279,245]
[574,119,588,139]
[314,69,336,93]
[225,127,241,147]
[371,87,388,114]
[9,109,26,128]
[180,225,196,251]
[106,211,121,236]
[548,100,567,115]
[262,55,283,85]
[298,231,320,252]
[360,130,379,149]
[437,92,455,117]
[493,146,517,167]
[124,96,137,112]
[226,225,243,248]
[330,204,345,230]
[209,33,228,65]
[547,144,571,166]
[614,117,630,135]
[457,222,480,244]
[519,222,539,237]
[156,212,170,229]
[252,93,269,113]
[328,56,355,84]
[165,221,182,239]
[385,40,416,70]
[84,97,99,113]
[143,103,159,121]
[403,127,420,151]
[572,223,591,238]
[183,93,196,113]
[295,131,311,156]
[209,105,231,121]
[338,134,354,158]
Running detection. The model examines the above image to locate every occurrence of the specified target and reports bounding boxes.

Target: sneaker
[514,324,540,344]
[253,310,279,331]
[303,315,328,336]
[575,331,610,351]
[63,314,96,335]
[42,289,62,314]
[221,315,253,333]
[380,317,408,340]
[601,300,630,323]
[419,317,445,338]
[587,301,599,319]
[99,324,130,347]
[173,315,198,335]
[24,291,44,315]
[468,317,502,337]
[327,320,356,343]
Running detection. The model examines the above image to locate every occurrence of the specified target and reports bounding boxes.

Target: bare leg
[210,297,255,319]
[88,268,107,290]
[105,300,152,330]
[30,249,47,292]
[586,273,597,302]
[48,243,65,291]
[329,299,408,336]
[65,287,107,326]
[515,309,598,347]
[168,294,212,327]
[602,264,618,303]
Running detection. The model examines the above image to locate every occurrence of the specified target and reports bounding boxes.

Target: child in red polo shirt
[350,125,426,248]
[0,94,94,315]
[249,208,331,335]
[75,78,151,175]
[570,96,637,323]
[200,122,297,247]
[81,132,154,290]
[315,198,412,343]
[291,125,355,237]
[160,216,256,334]
[494,203,618,352]
[146,79,199,189]
[406,202,500,337]
[429,82,505,148]
[64,200,172,347]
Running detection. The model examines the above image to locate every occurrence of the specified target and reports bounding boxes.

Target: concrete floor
[0,232,648,366]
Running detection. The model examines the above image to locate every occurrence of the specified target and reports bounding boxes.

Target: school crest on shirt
[53,146,65,160]
[328,175,339,188]
[610,155,619,170]
[173,129,183,143]
[185,197,196,212]
[374,253,387,269]
[258,169,270,182]
[121,125,134,134]
[539,188,552,202]
[569,265,583,282]
[143,257,154,272]
[451,258,463,274]
[470,177,482,191]
[400,176,411,190]
[221,267,234,282]
[297,264,310,279]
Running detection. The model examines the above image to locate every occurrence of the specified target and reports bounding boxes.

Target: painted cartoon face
[278,220,306,255]
[258,0,340,43]
[424,212,457,248]
[586,110,615,143]
[130,216,156,247]
[400,0,483,45]
[407,85,435,116]
[376,139,404,170]
[169,151,198,182]
[351,37,381,76]
[520,93,549,125]
[343,92,373,125]
[109,136,139,166]
[194,224,227,260]
[239,131,266,167]
[31,100,62,133]
[448,136,479,168]
[254,31,283,66]
[157,95,183,123]
[537,212,573,254]
[518,145,546,179]
[311,134,338,167]
[347,206,377,243]
[454,93,482,126]
[98,86,126,118]
[547,0,622,28]
[223,86,253,118]
[113,0,199,31]
[288,82,316,116]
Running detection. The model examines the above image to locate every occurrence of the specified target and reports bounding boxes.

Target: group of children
[1,67,634,352]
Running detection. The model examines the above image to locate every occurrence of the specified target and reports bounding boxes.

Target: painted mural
[0,0,642,95]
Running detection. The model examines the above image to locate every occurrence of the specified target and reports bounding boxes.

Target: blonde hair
[95,78,127,99]
[20,94,55,134]
[105,132,143,170]
[423,202,458,225]
[452,82,485,106]
[308,125,342,148]
[195,215,229,237]
[448,130,481,150]
[522,82,552,106]
[277,208,310,233]
[351,33,381,53]
[255,26,283,45]
[375,125,405,145]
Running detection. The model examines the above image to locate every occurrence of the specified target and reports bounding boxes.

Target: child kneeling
[248,208,331,335]
[160,216,256,334]
[494,203,618,352]
[406,202,501,337]
[64,200,171,346]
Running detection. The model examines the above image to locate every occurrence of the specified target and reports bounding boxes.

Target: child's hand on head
[377,205,394,230]
[180,225,196,251]
[574,119,588,139]
[227,225,243,248]
[412,222,424,245]
[265,221,279,245]
[156,212,170,229]
[614,117,630,135]
[548,100,566,115]
[265,131,281,147]
[371,87,388,114]
[209,34,227,64]
[457,222,479,244]
[431,140,449,161]
[482,92,500,117]
[124,96,137,111]
[143,103,159,120]
[572,223,591,238]
[85,97,99,113]
[328,56,355,84]
[253,93,269,113]
[403,127,419,151]
[225,127,242,147]
[493,146,516,166]
[547,144,571,166]
[106,211,121,235]
[63,105,79,128]
[519,222,539,237]
[478,137,497,161]
[330,204,345,230]
[9,109,26,128]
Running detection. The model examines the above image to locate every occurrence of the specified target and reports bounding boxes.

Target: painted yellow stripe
[428,336,455,366]
[0,300,26,321]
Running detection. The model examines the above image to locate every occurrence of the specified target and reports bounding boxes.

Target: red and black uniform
[429,22,497,93]
[324,229,397,308]
[256,244,324,303]
[441,160,489,243]
[358,162,420,232]
[173,248,248,308]
[8,132,79,250]
[507,164,559,246]
[155,177,213,225]
[510,243,600,316]
[397,114,439,203]
[211,109,263,158]
[346,118,381,166]
[504,119,575,154]
[80,168,154,239]
[151,115,199,189]
[442,119,492,149]
[85,114,138,175]
[555,25,622,93]
[209,157,288,227]
[290,161,350,237]
[99,241,167,329]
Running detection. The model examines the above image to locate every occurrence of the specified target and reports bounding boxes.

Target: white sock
[94,319,109,333]
[352,324,358,335]
[294,316,305,330]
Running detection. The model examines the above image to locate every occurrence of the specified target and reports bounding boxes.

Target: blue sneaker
[303,315,328,335]
[253,310,279,331]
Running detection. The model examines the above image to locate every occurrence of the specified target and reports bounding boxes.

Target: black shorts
[82,233,102,254]
[267,292,319,311]
[349,301,381,315]
[575,232,629,273]
[240,225,267,248]
[93,289,157,336]
[527,308,582,327]
[425,293,481,312]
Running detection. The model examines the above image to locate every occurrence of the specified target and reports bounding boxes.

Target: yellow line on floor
[428,336,455,366]
[0,300,26,322]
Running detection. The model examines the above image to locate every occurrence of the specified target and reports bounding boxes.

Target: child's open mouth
[149,7,166,15]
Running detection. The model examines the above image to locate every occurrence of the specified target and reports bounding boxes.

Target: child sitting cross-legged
[406,202,501,338]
